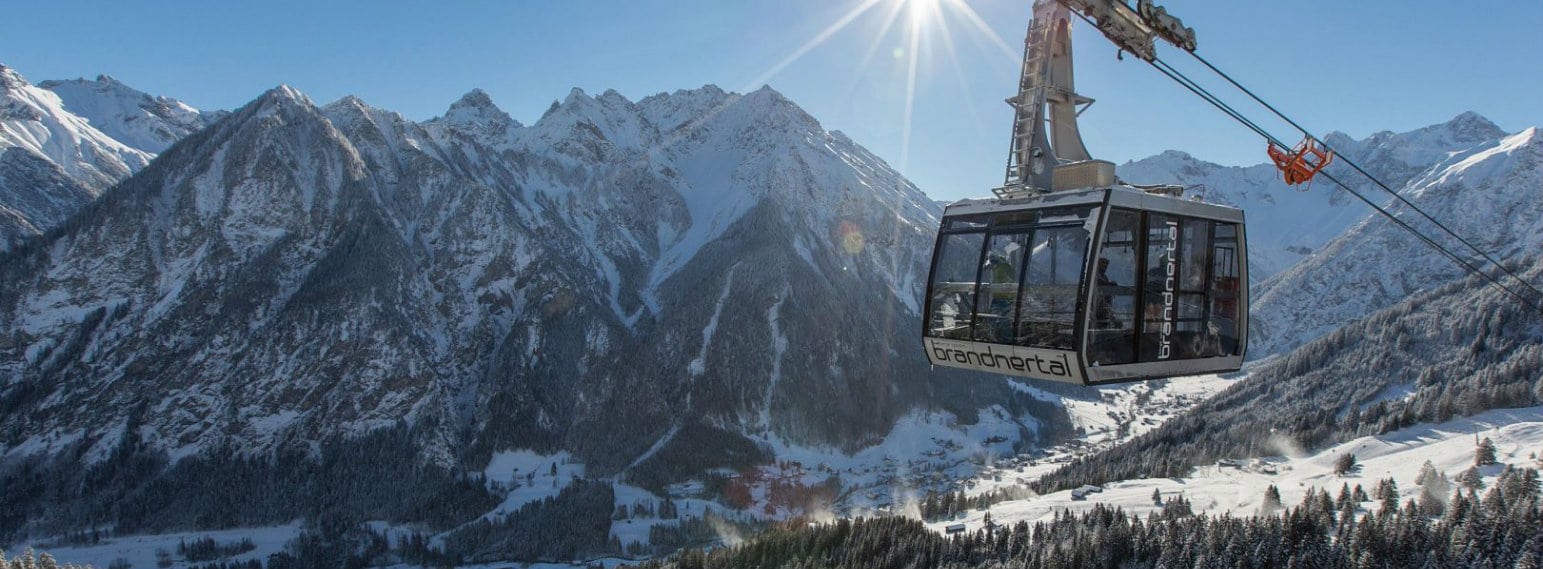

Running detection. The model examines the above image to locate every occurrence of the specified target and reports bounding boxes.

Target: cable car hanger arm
[1000,0,1195,198]
[1060,0,1195,62]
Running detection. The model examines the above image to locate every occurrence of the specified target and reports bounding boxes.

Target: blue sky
[3,0,1538,201]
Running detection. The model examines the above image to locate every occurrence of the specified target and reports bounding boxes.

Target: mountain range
[2,61,1540,555]
[0,65,1056,539]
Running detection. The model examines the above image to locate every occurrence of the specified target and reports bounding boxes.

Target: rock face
[0,79,1038,514]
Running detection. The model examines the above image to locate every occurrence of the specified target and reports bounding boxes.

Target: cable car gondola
[922,0,1247,385]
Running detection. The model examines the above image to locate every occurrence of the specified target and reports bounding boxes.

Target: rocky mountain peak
[321,94,378,119]
[741,85,818,127]
[256,84,313,111]
[39,74,216,154]
[452,87,495,109]
[1442,110,1505,140]
[637,84,735,133]
[239,85,333,131]
[0,64,27,90]
[446,88,497,115]
[597,88,632,107]
[437,88,520,131]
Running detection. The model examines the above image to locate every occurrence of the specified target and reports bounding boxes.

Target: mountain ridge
[0,64,225,250]
[1116,111,1514,284]
[0,79,1034,545]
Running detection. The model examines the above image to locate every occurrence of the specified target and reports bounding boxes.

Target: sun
[737,0,1025,172]
[906,0,942,30]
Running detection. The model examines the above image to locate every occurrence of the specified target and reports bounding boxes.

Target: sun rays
[738,0,1023,173]
[739,0,887,93]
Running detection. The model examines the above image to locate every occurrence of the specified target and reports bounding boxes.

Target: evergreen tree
[1417,486,1446,516]
[1374,479,1400,514]
[1334,453,1358,476]
[1415,460,1440,487]
[1336,483,1354,510]
[1262,485,1283,514]
[1476,437,1499,467]
[1458,466,1486,491]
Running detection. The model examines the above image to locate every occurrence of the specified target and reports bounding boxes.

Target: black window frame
[1094,207,1242,363]
[924,214,991,340]
[924,206,1097,352]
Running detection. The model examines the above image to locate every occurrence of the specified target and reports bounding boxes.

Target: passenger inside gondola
[974,245,1023,343]
[1094,258,1120,328]
[1088,210,1139,366]
[927,228,988,340]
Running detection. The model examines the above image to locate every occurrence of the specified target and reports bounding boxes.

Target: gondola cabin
[923,186,1247,385]
[925,0,1248,384]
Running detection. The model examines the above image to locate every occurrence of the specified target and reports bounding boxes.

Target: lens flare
[839,220,866,254]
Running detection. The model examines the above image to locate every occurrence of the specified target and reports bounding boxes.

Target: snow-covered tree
[1457,466,1486,491]
[1261,484,1283,514]
[1476,437,1499,467]
[1334,453,1358,476]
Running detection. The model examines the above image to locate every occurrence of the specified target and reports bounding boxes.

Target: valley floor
[19,523,301,569]
[31,375,1543,569]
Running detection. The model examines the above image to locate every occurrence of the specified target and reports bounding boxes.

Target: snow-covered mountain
[0,81,1059,535]
[0,64,154,248]
[1251,122,1542,356]
[40,74,223,154]
[1116,112,1509,283]
[1029,251,1543,496]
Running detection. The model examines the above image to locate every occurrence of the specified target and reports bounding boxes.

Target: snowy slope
[0,64,150,186]
[1116,113,1509,283]
[0,80,1027,543]
[1251,124,1543,356]
[41,74,222,154]
[31,524,302,569]
[926,406,1543,532]
[0,147,93,247]
[0,64,153,248]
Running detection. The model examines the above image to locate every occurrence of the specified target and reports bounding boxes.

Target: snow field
[31,523,301,569]
[924,406,1543,534]
[480,450,587,518]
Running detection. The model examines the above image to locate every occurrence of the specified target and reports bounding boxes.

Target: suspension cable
[1146,58,1543,311]
[1063,9,1542,311]
[1183,50,1543,305]
[1148,61,1536,308]
[1086,37,1543,311]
